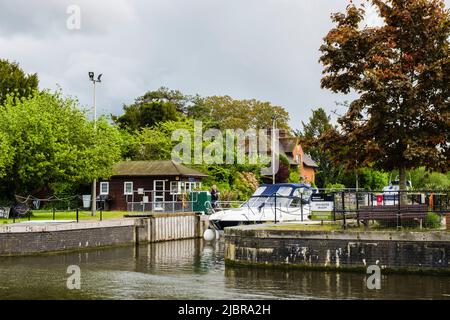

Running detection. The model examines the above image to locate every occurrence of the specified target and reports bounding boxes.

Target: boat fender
[203,229,216,241]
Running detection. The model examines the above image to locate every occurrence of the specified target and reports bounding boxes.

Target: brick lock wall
[225,230,450,272]
[0,226,135,256]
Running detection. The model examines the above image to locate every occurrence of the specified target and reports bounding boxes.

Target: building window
[124,182,133,195]
[170,181,179,195]
[100,182,109,195]
[170,181,201,195]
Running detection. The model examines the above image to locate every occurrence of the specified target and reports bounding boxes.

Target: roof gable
[303,153,318,168]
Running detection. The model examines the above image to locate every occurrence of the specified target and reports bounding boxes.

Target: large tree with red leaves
[319,0,449,191]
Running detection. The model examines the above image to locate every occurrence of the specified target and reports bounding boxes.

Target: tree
[275,154,291,183]
[190,96,291,131]
[138,87,192,114]
[0,59,39,106]
[0,90,122,197]
[409,167,450,189]
[114,100,179,131]
[128,118,197,160]
[0,131,13,178]
[297,108,345,187]
[113,87,188,131]
[319,0,450,192]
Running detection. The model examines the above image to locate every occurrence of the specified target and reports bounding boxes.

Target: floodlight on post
[88,71,103,216]
[271,115,278,185]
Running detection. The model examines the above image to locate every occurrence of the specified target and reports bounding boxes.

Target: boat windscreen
[276,187,292,197]
[253,186,267,196]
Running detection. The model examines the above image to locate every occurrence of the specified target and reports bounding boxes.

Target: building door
[153,180,165,211]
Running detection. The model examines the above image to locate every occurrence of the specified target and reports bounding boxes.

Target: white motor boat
[207,183,317,231]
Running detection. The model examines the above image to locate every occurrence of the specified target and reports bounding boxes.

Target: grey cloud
[1,0,447,128]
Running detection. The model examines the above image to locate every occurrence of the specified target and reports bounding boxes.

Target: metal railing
[125,191,200,214]
[127,201,194,213]
[321,189,449,229]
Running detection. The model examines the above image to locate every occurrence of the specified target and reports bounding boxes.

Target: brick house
[277,131,319,184]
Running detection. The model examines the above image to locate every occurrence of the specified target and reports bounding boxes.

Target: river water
[0,239,449,300]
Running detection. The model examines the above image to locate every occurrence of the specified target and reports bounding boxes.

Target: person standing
[211,185,220,208]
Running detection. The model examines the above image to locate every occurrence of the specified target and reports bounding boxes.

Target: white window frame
[124,181,134,195]
[100,182,109,195]
[169,181,202,195]
[170,181,179,195]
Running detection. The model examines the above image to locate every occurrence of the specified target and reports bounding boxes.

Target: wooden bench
[358,204,428,228]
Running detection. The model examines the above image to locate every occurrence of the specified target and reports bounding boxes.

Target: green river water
[0,239,449,300]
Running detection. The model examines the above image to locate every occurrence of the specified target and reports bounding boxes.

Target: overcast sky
[1,0,448,130]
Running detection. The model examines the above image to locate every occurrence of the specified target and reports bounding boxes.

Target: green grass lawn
[1,210,127,224]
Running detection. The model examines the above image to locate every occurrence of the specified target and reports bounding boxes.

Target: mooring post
[52,207,55,220]
[100,209,103,221]
[76,208,79,223]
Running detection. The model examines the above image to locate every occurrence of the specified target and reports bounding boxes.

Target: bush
[325,183,346,191]
[424,212,442,229]
[410,167,450,190]
[288,170,300,183]
[233,172,259,200]
[358,168,389,190]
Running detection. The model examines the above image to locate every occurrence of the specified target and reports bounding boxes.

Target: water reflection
[0,239,449,300]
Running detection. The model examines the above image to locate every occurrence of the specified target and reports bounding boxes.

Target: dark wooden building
[96,160,208,211]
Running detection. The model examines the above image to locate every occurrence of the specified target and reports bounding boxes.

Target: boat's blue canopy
[257,183,314,197]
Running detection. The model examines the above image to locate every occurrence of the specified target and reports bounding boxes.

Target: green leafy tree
[114,100,179,132]
[319,0,450,192]
[0,59,39,106]
[0,131,13,178]
[129,118,196,160]
[297,107,345,187]
[138,87,192,114]
[190,96,291,130]
[130,128,174,160]
[113,87,190,131]
[409,167,450,189]
[339,168,389,190]
[0,90,122,197]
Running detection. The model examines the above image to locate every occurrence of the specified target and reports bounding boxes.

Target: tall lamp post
[89,72,102,216]
[271,115,278,185]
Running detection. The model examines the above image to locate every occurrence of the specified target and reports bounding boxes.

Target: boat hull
[209,219,265,230]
